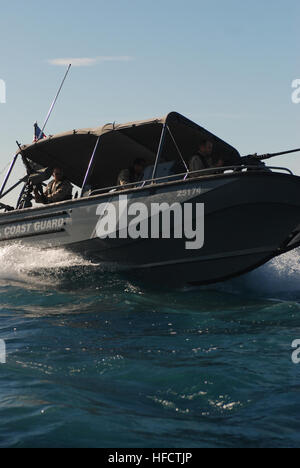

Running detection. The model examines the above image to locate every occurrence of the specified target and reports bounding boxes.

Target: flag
[33,122,46,142]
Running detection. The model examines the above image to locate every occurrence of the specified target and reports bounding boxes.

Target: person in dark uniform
[34,167,72,204]
[117,158,146,187]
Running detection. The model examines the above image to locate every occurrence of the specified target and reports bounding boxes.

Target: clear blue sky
[0,0,300,204]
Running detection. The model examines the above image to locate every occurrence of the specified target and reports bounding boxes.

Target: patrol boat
[0,111,300,286]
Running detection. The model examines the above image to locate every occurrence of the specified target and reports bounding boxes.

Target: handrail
[88,164,293,197]
[265,166,293,175]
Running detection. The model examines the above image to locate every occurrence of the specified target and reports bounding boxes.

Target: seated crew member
[34,167,73,204]
[117,158,146,187]
[189,139,224,175]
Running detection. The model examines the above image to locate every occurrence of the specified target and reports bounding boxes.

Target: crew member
[189,139,224,175]
[34,167,72,204]
[117,158,146,187]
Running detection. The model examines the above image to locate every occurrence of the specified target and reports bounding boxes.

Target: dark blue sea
[1,244,300,448]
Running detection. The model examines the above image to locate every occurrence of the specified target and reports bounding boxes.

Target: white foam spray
[0,243,94,287]
[217,249,300,299]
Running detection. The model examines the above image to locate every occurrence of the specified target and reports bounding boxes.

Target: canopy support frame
[152,123,168,181]
[0,154,19,199]
[166,125,189,175]
[81,136,101,197]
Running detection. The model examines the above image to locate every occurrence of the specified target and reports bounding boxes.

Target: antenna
[38,64,72,140]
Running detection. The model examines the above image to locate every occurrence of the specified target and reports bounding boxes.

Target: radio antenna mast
[38,63,72,140]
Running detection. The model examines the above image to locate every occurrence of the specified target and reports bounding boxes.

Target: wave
[217,249,300,300]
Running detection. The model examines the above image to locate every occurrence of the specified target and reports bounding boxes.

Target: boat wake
[0,243,300,300]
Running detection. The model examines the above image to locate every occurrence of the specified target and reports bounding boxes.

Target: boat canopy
[18,112,241,189]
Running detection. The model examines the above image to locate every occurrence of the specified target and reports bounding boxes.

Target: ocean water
[0,244,300,448]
